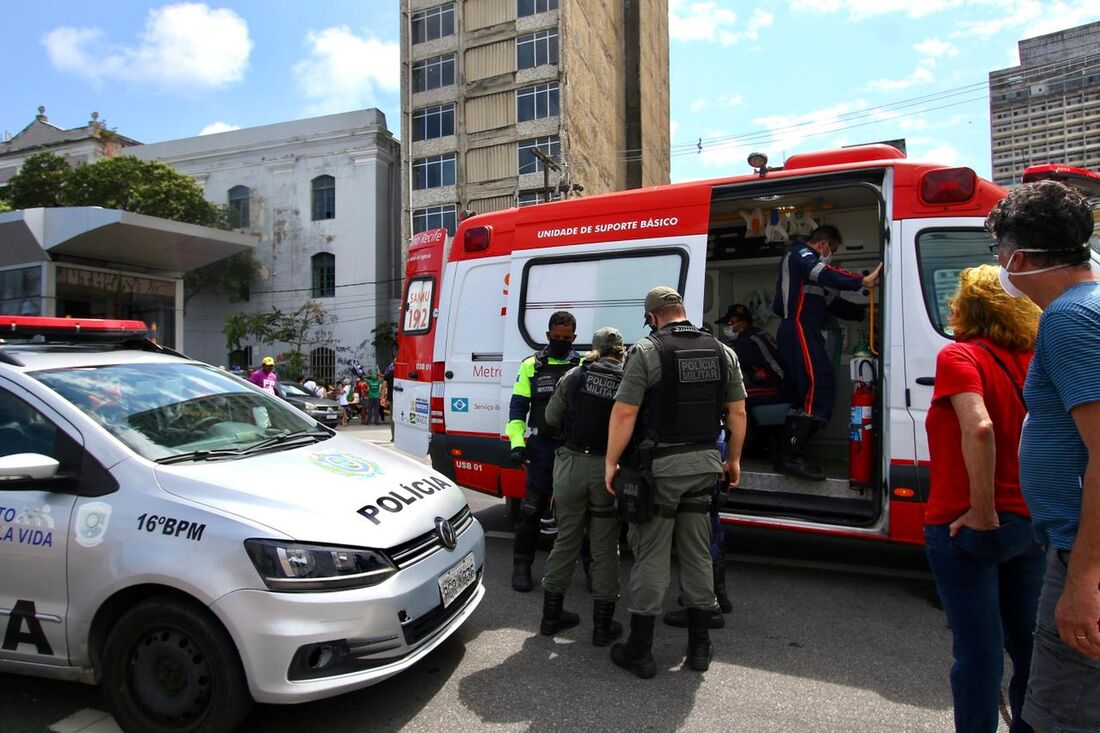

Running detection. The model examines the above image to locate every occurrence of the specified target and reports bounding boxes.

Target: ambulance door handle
[445,371,454,379]
[915,377,935,386]
[393,385,404,392]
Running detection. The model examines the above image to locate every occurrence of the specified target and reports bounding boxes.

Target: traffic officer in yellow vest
[506,311,581,592]
[604,287,747,678]
[539,326,627,646]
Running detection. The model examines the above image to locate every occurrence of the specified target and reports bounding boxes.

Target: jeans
[925,512,1046,733]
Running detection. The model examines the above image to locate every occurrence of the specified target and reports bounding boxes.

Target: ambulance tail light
[430,361,447,434]
[464,226,491,252]
[920,167,977,205]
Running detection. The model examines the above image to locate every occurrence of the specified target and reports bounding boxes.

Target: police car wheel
[102,597,252,733]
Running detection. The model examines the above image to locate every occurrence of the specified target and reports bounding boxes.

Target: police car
[0,317,485,732]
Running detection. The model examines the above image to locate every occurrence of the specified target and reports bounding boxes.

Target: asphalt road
[2,425,984,732]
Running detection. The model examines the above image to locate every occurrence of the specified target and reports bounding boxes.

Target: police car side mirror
[0,453,60,482]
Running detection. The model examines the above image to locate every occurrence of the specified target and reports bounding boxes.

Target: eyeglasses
[986,242,1001,255]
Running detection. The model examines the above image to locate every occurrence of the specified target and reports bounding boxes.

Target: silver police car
[0,317,485,732]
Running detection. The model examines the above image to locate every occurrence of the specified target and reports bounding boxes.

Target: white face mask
[998,249,1076,298]
[721,326,737,340]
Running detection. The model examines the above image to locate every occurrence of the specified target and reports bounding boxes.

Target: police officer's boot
[540,591,580,636]
[592,600,623,647]
[611,614,657,679]
[663,607,724,629]
[685,608,713,672]
[776,415,826,481]
[714,544,733,613]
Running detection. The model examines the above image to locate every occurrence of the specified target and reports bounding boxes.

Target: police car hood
[152,434,467,549]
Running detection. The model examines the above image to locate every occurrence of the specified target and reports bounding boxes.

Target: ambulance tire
[102,596,252,733]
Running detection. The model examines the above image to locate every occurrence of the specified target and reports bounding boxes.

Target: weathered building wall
[639,0,670,186]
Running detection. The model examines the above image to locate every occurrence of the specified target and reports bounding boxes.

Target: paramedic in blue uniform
[506,311,582,592]
[715,303,788,411]
[772,225,881,480]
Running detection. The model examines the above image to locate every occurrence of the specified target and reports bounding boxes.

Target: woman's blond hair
[948,264,1040,350]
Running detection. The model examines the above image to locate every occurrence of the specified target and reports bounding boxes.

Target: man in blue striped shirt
[986,179,1100,733]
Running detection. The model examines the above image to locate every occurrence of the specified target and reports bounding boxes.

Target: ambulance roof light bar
[1022,164,1100,198]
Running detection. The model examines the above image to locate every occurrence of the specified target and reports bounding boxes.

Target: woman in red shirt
[925,264,1044,733]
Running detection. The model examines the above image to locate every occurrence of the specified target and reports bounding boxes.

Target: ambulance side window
[915,229,995,337]
[518,248,688,348]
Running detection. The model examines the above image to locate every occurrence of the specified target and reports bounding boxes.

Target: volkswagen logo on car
[435,516,457,551]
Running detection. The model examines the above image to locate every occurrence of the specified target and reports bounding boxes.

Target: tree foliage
[224,301,334,381]
[4,152,258,305]
[371,320,399,367]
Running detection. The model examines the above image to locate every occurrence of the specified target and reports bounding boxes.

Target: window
[518,0,558,16]
[309,347,336,384]
[311,175,335,220]
[518,136,561,174]
[517,30,558,69]
[413,204,457,235]
[402,277,435,335]
[412,54,455,93]
[312,252,335,298]
[915,229,996,337]
[518,249,688,348]
[227,185,250,228]
[413,153,457,190]
[517,82,559,122]
[413,103,456,141]
[412,4,454,43]
[518,190,560,206]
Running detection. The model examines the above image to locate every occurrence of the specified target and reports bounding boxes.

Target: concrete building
[399,0,670,242]
[132,110,402,379]
[1,106,140,185]
[989,21,1100,186]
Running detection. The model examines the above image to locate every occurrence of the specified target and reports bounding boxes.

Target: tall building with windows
[989,21,1100,186]
[400,0,670,240]
[132,110,402,377]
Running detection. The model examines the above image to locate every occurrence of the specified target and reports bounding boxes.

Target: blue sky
[3,1,1098,184]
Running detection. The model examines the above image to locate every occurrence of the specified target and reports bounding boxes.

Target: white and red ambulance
[395,146,1099,545]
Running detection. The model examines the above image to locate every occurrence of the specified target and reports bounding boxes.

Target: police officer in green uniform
[604,287,747,678]
[539,327,627,646]
[507,311,581,592]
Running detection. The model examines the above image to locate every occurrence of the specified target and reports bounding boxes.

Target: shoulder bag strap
[973,341,1026,410]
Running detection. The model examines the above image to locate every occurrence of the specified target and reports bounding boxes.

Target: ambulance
[394,145,1100,545]
[0,317,484,732]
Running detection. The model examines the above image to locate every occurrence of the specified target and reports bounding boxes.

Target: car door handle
[393,385,404,392]
[915,377,935,386]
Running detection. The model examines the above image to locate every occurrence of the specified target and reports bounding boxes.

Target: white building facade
[132,110,402,381]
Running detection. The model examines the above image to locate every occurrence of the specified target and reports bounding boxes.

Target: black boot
[663,607,724,629]
[540,591,580,636]
[592,600,623,647]
[611,614,657,679]
[714,545,732,613]
[686,608,712,672]
[775,414,826,481]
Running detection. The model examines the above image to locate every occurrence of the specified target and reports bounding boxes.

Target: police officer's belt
[564,441,606,455]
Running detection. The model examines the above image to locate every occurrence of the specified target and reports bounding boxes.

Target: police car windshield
[33,362,320,462]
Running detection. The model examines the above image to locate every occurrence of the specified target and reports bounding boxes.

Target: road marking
[49,709,121,733]
[482,531,931,579]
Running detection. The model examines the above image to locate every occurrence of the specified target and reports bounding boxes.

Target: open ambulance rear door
[393,228,447,456]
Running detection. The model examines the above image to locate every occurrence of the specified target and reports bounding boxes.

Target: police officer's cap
[644,286,683,313]
[592,327,624,350]
[715,304,752,325]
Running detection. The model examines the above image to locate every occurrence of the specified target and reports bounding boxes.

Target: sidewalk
[335,420,394,445]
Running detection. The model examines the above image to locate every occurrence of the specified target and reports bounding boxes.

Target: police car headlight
[244,539,396,592]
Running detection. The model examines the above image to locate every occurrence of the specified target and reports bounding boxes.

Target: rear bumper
[429,433,525,498]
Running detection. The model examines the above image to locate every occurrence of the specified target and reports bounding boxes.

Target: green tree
[4,153,258,307]
[224,301,334,382]
[371,320,398,368]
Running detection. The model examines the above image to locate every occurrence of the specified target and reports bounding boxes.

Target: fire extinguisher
[849,357,875,487]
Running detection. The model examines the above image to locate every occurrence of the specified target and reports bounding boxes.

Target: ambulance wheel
[102,597,252,733]
[507,497,522,526]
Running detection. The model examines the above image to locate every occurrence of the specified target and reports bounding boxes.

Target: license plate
[438,552,476,608]
[324,412,338,420]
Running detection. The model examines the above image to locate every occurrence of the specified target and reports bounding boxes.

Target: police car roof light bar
[1,316,150,340]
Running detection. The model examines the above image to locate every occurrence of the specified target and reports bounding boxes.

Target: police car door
[0,379,79,666]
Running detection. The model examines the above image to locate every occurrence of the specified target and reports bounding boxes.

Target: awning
[0,207,258,275]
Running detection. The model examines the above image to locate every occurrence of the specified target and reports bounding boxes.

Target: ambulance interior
[703,177,886,527]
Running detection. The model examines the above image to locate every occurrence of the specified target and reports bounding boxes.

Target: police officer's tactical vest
[529,354,579,436]
[563,360,623,454]
[638,323,727,445]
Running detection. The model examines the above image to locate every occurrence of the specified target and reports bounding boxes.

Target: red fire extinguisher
[849,364,875,487]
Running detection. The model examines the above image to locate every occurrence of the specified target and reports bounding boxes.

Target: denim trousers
[925,512,1046,733]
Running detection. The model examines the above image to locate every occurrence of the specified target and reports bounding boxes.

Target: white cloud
[690,98,710,113]
[914,38,958,61]
[42,3,251,91]
[866,64,935,91]
[293,26,400,116]
[788,0,962,19]
[199,121,241,135]
[909,138,962,165]
[953,1,1100,39]
[669,2,773,45]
